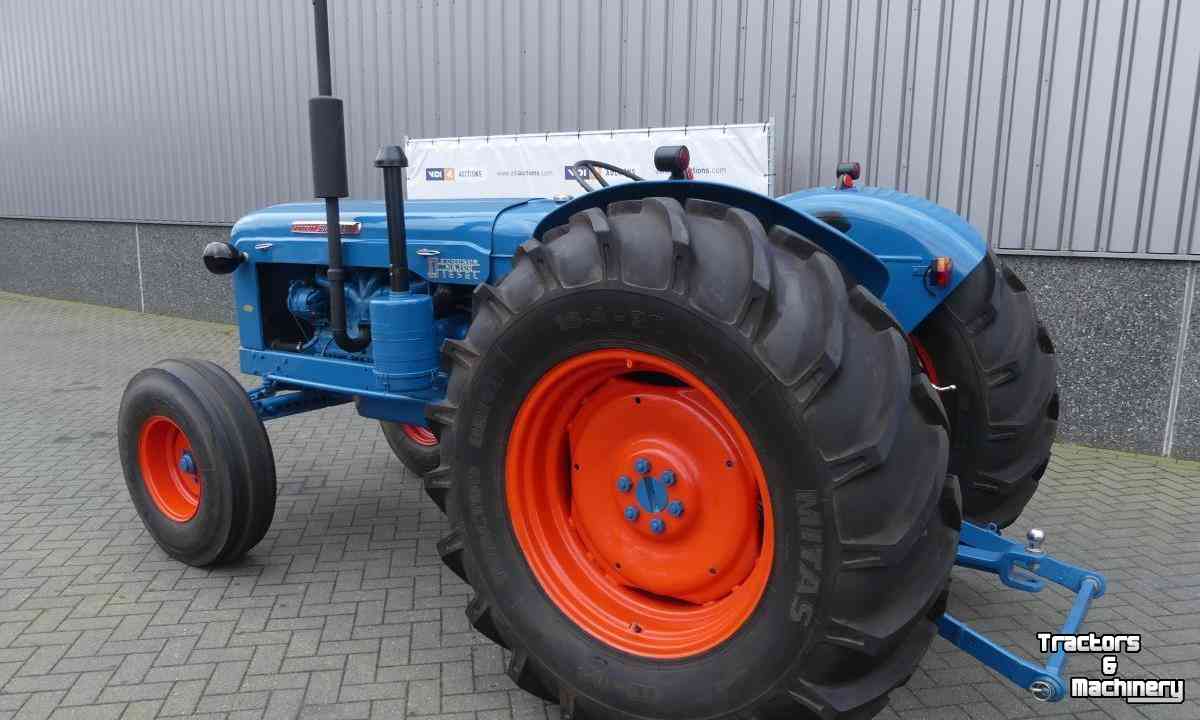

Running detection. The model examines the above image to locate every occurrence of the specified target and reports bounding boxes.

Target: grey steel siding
[1,0,1198,257]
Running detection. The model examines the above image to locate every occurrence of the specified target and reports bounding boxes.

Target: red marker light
[835,161,861,189]
[653,145,691,179]
[930,256,953,287]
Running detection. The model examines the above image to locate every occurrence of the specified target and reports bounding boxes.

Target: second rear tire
[913,253,1058,528]
[380,421,441,476]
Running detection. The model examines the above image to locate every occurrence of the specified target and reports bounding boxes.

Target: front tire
[432,198,961,720]
[118,359,276,566]
[913,253,1058,528]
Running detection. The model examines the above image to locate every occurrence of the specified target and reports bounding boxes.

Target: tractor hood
[230,198,565,285]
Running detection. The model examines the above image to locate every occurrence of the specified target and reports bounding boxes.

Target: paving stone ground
[0,291,1197,720]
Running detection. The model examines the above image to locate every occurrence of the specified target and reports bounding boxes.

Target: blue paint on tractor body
[779,185,988,330]
[227,180,988,428]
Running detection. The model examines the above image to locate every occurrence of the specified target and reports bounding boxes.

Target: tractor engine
[275,268,462,393]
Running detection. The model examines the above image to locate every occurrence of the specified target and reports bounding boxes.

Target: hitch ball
[203,242,244,275]
[1025,528,1046,555]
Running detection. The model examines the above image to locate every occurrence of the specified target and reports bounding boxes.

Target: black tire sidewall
[118,369,236,565]
[451,289,831,717]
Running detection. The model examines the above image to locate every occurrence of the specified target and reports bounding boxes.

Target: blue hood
[229,198,565,284]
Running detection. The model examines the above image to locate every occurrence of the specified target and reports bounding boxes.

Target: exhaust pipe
[308,0,369,353]
[306,1,435,393]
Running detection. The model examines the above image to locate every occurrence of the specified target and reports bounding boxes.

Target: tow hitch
[940,521,1107,702]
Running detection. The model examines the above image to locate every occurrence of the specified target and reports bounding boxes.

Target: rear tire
[913,252,1058,528]
[380,422,441,476]
[118,359,276,566]
[431,198,961,720]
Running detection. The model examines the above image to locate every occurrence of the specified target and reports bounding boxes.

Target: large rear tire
[912,253,1058,528]
[430,198,961,720]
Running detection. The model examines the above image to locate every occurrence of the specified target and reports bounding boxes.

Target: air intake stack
[370,142,436,392]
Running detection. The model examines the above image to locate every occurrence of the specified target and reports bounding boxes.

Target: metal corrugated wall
[1,0,1198,257]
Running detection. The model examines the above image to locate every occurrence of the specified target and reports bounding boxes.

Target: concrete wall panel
[1002,255,1187,456]
[138,225,235,325]
[0,219,141,312]
[1168,265,1200,459]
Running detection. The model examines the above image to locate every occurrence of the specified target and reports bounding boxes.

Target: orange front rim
[138,415,201,522]
[505,349,775,659]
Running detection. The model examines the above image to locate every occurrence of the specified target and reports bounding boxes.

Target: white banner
[404,123,772,200]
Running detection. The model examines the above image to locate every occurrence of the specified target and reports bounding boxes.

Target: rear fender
[779,187,988,331]
[532,181,891,299]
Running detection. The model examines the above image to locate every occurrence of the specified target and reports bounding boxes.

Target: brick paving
[0,290,1197,720]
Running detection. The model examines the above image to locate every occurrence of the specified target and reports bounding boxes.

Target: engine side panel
[779,186,987,331]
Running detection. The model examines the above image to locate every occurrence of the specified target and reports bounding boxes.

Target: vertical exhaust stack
[304,1,435,390]
[309,0,369,352]
[307,0,434,391]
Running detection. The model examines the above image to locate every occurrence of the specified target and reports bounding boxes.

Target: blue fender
[779,186,987,331]
[531,181,892,300]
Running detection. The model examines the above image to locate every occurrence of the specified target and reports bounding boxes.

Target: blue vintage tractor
[117,3,1103,717]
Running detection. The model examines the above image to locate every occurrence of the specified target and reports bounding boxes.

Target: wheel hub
[506,349,775,658]
[568,378,761,604]
[138,416,201,522]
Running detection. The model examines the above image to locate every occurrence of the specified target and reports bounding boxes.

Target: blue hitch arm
[938,521,1107,702]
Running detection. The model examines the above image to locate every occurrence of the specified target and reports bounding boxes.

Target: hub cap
[505,350,774,658]
[138,416,201,522]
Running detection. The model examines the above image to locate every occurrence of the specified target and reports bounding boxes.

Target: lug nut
[649,518,666,534]
[616,476,632,493]
[667,500,684,517]
[634,457,650,474]
[661,470,676,486]
[624,506,640,522]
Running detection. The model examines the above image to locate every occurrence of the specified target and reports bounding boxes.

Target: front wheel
[118,360,276,566]
[432,197,961,720]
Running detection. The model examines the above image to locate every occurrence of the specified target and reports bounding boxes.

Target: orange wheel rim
[401,423,438,447]
[505,349,775,659]
[138,415,201,522]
